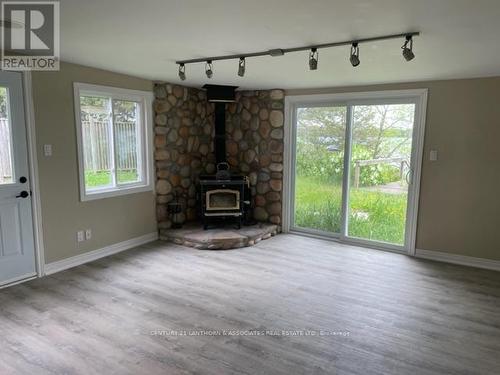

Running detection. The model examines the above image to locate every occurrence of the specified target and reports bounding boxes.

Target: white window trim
[73,82,154,202]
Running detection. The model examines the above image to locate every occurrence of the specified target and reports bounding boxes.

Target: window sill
[81,184,153,202]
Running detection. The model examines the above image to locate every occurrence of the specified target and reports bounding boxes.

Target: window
[74,83,153,201]
[0,86,14,185]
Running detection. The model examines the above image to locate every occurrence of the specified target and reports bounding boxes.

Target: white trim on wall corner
[44,232,158,276]
[415,249,500,272]
[22,71,46,278]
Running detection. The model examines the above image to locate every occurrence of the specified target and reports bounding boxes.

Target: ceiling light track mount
[175,32,419,65]
[175,31,419,80]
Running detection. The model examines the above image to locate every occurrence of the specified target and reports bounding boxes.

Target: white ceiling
[60,0,500,90]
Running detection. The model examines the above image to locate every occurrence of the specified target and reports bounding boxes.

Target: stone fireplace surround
[153,83,285,239]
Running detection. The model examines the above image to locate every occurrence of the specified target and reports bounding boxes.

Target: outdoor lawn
[294,176,407,245]
[293,104,415,246]
[85,170,138,188]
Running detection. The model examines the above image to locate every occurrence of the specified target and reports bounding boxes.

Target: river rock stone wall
[154,83,215,231]
[153,83,285,232]
[225,89,285,228]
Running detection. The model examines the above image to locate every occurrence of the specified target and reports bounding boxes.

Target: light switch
[77,231,85,242]
[44,144,52,157]
[429,150,438,161]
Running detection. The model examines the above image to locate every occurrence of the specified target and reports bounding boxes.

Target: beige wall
[32,62,157,264]
[287,76,500,261]
[30,63,500,263]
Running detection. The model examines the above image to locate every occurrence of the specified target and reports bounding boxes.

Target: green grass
[85,170,138,188]
[294,176,407,245]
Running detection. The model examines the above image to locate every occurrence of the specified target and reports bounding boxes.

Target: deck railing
[353,157,409,188]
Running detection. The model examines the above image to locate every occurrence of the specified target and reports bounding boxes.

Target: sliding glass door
[293,106,347,235]
[347,103,416,246]
[289,90,426,252]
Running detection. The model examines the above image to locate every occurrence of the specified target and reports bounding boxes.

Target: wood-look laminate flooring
[1,234,500,375]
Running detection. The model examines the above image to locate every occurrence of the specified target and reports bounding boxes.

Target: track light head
[350,43,360,67]
[205,60,213,79]
[238,57,246,77]
[402,35,415,61]
[178,63,186,81]
[309,48,318,70]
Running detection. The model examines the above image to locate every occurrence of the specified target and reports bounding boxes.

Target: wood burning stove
[200,170,248,230]
[199,85,252,230]
[205,189,240,211]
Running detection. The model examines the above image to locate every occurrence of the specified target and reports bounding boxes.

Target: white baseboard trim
[415,249,500,272]
[44,232,158,276]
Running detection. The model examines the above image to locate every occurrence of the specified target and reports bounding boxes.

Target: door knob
[16,191,30,199]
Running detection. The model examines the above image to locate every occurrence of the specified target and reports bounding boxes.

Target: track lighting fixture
[309,48,318,70]
[402,35,415,61]
[238,57,246,77]
[350,43,360,67]
[205,60,213,79]
[175,32,419,78]
[178,63,186,81]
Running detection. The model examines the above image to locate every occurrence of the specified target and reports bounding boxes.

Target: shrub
[296,141,401,187]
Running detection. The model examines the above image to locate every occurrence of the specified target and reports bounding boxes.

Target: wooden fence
[82,119,138,172]
[0,118,13,183]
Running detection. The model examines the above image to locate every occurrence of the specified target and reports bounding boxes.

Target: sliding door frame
[283,89,428,255]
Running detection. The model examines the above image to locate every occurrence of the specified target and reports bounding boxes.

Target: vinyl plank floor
[1,234,500,375]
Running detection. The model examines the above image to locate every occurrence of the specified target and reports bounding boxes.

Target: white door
[0,71,36,286]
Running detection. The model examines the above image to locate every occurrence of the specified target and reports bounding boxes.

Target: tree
[297,106,346,151]
[297,104,414,160]
[352,105,413,160]
[295,104,415,186]
[80,96,137,123]
[112,100,137,123]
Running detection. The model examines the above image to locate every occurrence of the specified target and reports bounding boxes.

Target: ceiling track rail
[175,32,420,65]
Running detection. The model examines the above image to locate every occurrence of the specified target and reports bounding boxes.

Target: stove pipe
[203,84,238,165]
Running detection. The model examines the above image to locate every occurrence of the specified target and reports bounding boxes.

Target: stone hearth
[160,224,278,250]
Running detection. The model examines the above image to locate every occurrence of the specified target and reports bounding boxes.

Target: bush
[296,141,401,187]
[296,140,344,183]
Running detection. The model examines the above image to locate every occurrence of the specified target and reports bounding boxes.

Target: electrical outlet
[77,230,85,242]
[85,229,92,240]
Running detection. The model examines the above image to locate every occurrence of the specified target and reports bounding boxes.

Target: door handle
[16,191,30,199]
[405,169,413,185]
